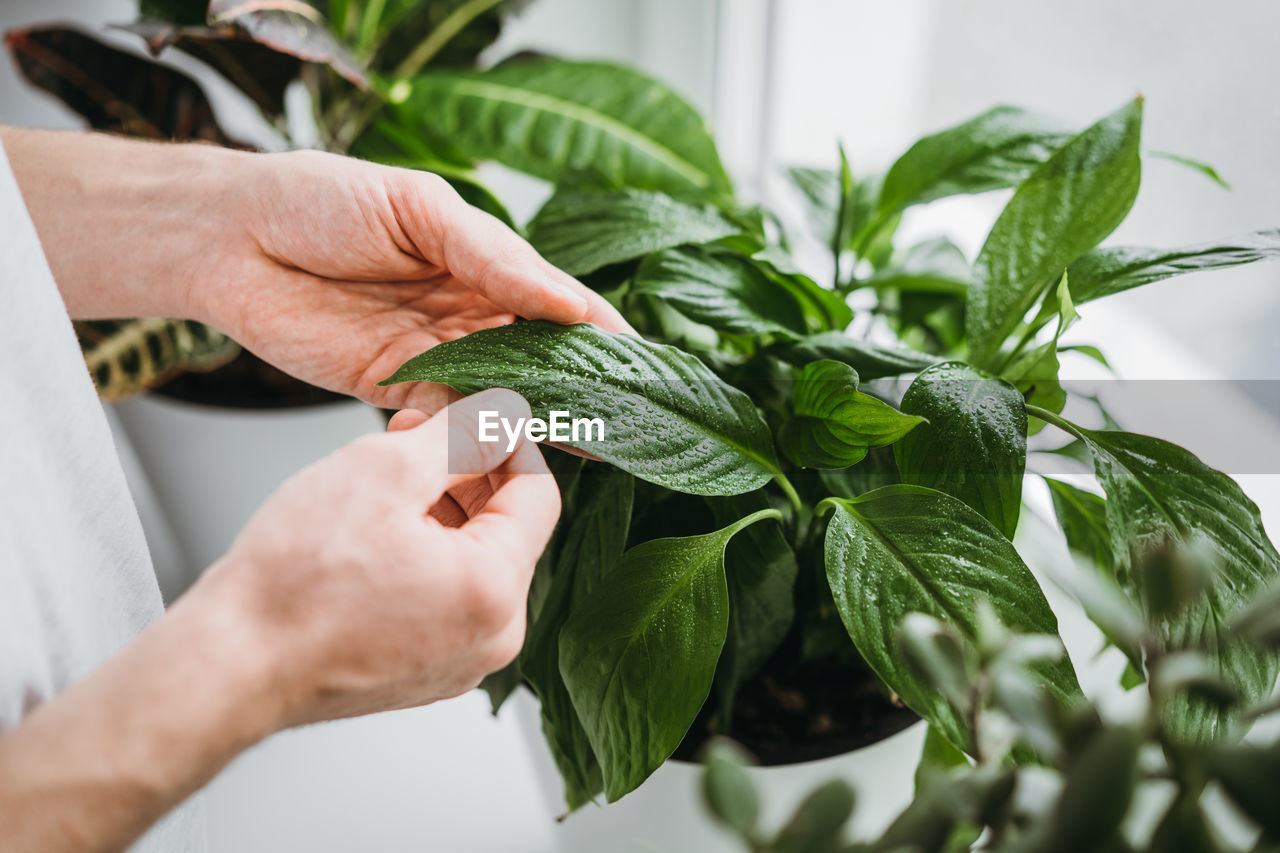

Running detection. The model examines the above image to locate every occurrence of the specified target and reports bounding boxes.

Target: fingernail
[547,276,588,315]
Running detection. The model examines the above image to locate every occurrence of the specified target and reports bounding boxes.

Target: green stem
[391,0,507,79]
[333,0,508,150]
[774,471,804,514]
[1025,404,1085,441]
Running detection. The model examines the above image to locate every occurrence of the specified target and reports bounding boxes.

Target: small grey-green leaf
[770,779,856,853]
[702,740,759,838]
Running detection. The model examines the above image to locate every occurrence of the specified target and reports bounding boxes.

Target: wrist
[0,556,286,852]
[1,127,252,323]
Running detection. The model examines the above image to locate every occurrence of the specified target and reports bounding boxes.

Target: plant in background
[11,0,1280,820]
[5,0,521,399]
[700,569,1280,852]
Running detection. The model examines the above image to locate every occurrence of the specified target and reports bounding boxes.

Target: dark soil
[671,657,919,767]
[155,350,347,409]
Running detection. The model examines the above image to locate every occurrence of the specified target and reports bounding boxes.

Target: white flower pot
[113,394,384,598]
[513,690,926,853]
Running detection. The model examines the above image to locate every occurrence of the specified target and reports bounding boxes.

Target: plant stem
[1025,404,1086,441]
[333,0,508,150]
[774,471,804,514]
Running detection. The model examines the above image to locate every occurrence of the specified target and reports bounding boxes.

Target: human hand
[187,388,559,724]
[0,129,631,413]
[197,149,633,413]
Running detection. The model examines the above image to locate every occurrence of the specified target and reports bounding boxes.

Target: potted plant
[10,4,1280,846]
[3,0,524,586]
[697,567,1280,852]
[374,74,1280,852]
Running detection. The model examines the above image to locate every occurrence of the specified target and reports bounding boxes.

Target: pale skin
[0,127,633,852]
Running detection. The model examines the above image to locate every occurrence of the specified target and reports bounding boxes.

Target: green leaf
[894,363,1028,539]
[521,466,633,811]
[708,492,798,723]
[527,188,743,276]
[632,246,807,336]
[1045,478,1114,574]
[1067,230,1280,304]
[391,59,731,194]
[381,321,781,496]
[878,105,1072,214]
[967,98,1143,366]
[780,360,924,469]
[702,740,759,839]
[559,509,782,800]
[868,237,974,295]
[788,147,864,257]
[754,256,855,333]
[822,486,1081,750]
[1069,426,1280,741]
[1004,273,1077,418]
[477,658,520,715]
[1149,150,1231,190]
[773,332,938,381]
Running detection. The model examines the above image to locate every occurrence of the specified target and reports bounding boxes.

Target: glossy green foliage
[823,486,1081,750]
[382,321,780,495]
[633,246,808,337]
[895,363,1027,539]
[559,509,781,800]
[393,59,731,194]
[520,465,632,809]
[1068,229,1280,304]
[878,105,1071,214]
[968,99,1143,365]
[528,188,744,276]
[780,360,923,469]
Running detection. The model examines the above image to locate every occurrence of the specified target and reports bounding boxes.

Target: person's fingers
[427,493,469,528]
[448,477,496,519]
[541,264,637,335]
[387,408,429,432]
[389,388,535,504]
[461,438,560,563]
[387,408,491,523]
[395,175,587,323]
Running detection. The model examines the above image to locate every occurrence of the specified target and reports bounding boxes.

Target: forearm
[0,575,284,853]
[0,126,249,321]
